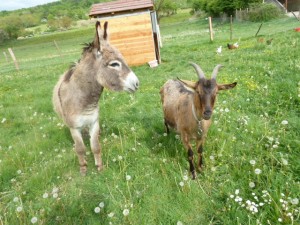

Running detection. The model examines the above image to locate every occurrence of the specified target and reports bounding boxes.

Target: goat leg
[188,148,196,179]
[197,144,204,171]
[164,120,170,134]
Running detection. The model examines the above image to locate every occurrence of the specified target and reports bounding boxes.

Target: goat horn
[211,64,223,80]
[190,62,205,79]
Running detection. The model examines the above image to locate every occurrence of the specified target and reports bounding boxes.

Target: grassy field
[0,10,300,225]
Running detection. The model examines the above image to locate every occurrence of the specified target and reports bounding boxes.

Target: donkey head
[91,21,139,93]
[181,63,237,120]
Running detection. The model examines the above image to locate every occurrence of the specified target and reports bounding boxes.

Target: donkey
[160,63,237,179]
[52,21,139,175]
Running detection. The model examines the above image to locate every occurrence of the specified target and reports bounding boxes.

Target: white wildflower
[249,182,255,188]
[94,207,101,213]
[179,181,184,187]
[108,212,114,217]
[177,221,183,225]
[250,160,256,165]
[291,198,299,205]
[99,202,105,208]
[43,193,49,199]
[281,120,288,125]
[183,175,188,181]
[123,209,129,216]
[126,175,132,181]
[254,168,262,175]
[31,217,38,224]
[282,159,288,165]
[235,189,240,195]
[16,206,23,212]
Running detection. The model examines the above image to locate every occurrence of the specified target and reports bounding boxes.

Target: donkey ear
[218,82,237,91]
[94,21,102,52]
[177,78,197,89]
[103,21,108,40]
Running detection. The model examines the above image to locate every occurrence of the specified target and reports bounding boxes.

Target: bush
[0,29,9,43]
[248,3,282,22]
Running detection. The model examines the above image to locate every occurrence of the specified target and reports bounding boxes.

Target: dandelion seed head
[123,209,129,216]
[177,221,183,225]
[282,158,288,165]
[126,175,131,181]
[250,160,256,165]
[179,181,184,187]
[43,193,48,199]
[31,217,38,224]
[108,212,114,217]
[94,207,101,213]
[281,120,288,125]
[291,198,299,205]
[254,168,262,175]
[249,182,255,188]
[16,206,23,212]
[183,175,188,181]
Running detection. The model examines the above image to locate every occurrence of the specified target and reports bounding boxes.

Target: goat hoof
[191,171,197,180]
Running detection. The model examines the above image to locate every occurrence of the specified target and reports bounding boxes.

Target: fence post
[208,16,213,42]
[8,48,19,70]
[54,40,62,56]
[3,52,8,62]
[230,15,233,41]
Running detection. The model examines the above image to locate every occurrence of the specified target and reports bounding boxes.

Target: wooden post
[54,40,62,56]
[3,52,8,62]
[8,48,19,70]
[208,16,213,42]
[230,15,233,41]
[285,0,288,13]
[255,23,263,37]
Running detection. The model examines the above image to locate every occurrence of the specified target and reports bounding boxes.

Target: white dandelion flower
[99,202,105,208]
[281,120,288,125]
[94,207,101,213]
[123,209,129,216]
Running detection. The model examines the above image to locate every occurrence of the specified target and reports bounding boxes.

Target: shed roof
[89,0,154,17]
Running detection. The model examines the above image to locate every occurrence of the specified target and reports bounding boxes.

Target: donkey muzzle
[124,71,139,93]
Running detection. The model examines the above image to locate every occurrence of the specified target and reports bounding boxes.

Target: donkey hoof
[80,166,87,176]
[97,165,103,172]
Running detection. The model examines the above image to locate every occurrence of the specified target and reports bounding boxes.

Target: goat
[52,21,139,175]
[159,63,237,179]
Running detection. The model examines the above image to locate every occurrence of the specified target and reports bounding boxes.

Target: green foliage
[248,3,283,22]
[0,7,300,225]
[0,29,9,43]
[191,0,263,16]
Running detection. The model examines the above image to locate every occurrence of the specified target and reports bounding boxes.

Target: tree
[154,0,178,23]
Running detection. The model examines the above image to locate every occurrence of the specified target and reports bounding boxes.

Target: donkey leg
[182,133,196,179]
[89,121,103,171]
[70,128,87,175]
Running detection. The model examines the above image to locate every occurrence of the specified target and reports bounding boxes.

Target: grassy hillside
[0,10,299,225]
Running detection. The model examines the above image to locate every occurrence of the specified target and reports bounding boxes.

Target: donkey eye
[109,61,121,68]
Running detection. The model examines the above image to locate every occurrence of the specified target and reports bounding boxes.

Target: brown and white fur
[52,21,139,175]
[160,63,237,179]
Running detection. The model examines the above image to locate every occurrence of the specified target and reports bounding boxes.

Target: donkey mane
[63,43,95,82]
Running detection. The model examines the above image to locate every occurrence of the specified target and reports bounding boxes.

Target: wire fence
[1,15,299,73]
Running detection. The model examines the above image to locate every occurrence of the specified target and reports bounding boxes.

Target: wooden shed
[89,0,161,66]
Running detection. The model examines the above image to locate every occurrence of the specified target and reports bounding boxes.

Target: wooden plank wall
[99,12,156,66]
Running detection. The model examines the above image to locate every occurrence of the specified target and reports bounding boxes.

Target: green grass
[0,11,300,225]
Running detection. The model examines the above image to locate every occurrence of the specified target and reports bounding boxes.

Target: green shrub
[248,3,282,22]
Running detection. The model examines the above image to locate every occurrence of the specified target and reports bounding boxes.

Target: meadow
[0,11,299,224]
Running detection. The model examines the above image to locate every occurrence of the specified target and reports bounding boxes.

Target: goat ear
[94,21,102,52]
[177,78,197,89]
[218,82,237,91]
